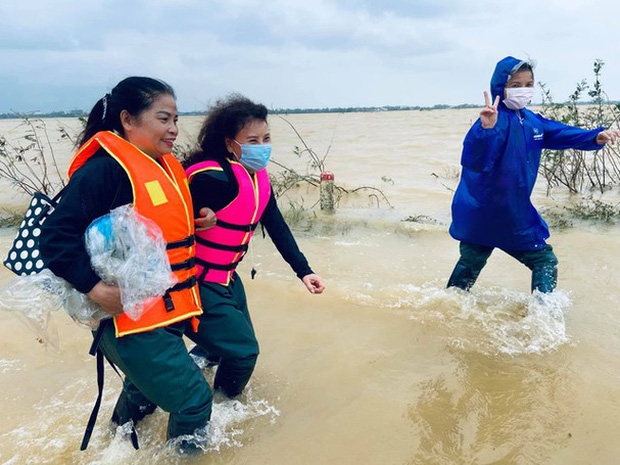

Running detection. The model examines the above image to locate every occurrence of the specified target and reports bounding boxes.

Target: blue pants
[185,275,259,398]
[447,242,559,293]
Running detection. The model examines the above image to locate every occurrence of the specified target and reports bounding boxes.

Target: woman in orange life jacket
[182,94,325,398]
[39,77,214,452]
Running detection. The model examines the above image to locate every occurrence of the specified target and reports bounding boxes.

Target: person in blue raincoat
[447,56,620,293]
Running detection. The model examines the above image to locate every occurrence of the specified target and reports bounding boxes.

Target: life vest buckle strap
[195,256,242,272]
[197,266,209,283]
[163,292,175,312]
[215,219,259,232]
[167,276,197,293]
[170,257,196,271]
[166,235,195,250]
[195,235,249,253]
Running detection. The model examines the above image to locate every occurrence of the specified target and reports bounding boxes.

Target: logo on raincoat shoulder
[532,127,544,141]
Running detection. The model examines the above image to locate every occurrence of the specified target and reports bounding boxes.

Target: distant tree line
[270,103,481,114]
[2,100,619,120]
[0,109,88,119]
[0,105,480,119]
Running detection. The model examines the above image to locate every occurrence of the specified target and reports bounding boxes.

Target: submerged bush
[0,117,67,196]
[539,60,620,195]
[542,196,620,229]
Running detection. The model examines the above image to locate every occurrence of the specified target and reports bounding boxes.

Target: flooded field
[1,110,619,464]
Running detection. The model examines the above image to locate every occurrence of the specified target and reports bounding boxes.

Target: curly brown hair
[182,93,268,168]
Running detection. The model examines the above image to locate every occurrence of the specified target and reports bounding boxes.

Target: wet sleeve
[188,169,236,216]
[537,114,605,151]
[39,157,132,294]
[260,190,314,280]
[460,118,506,173]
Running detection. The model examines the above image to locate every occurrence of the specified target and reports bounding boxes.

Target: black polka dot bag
[3,188,66,276]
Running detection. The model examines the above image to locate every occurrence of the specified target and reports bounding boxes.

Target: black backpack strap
[30,185,69,225]
[49,184,69,205]
[80,349,105,451]
[81,319,139,451]
[88,319,108,357]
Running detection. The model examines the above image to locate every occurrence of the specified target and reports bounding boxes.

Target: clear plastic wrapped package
[0,269,108,336]
[85,205,177,321]
[0,205,177,341]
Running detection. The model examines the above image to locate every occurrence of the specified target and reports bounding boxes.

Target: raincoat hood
[490,56,527,102]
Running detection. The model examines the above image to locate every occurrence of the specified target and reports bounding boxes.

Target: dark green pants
[447,242,559,293]
[98,321,212,445]
[185,275,259,398]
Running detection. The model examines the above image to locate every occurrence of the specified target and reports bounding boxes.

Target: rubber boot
[111,380,157,427]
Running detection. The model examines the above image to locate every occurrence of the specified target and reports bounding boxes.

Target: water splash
[0,359,21,374]
[207,392,280,452]
[0,372,279,464]
[333,240,363,247]
[487,290,571,355]
[343,283,572,355]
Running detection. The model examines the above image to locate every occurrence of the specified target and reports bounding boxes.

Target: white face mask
[503,87,535,110]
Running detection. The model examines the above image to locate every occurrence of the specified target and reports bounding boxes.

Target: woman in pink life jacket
[183,94,325,397]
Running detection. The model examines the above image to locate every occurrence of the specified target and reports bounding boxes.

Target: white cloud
[0,0,619,112]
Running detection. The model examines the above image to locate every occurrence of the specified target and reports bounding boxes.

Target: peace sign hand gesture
[480,91,500,129]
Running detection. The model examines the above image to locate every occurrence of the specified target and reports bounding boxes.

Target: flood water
[0,110,619,464]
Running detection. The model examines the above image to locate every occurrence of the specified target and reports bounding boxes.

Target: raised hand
[595,129,620,145]
[480,91,500,129]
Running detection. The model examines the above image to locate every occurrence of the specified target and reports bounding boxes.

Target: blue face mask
[234,141,272,172]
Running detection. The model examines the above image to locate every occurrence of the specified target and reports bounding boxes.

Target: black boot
[111,384,157,427]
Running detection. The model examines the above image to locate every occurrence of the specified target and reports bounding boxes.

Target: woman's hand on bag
[302,274,325,294]
[195,207,217,231]
[87,281,123,317]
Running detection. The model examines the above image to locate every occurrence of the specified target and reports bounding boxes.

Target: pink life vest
[186,159,272,285]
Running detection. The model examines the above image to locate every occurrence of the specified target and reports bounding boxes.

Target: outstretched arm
[538,114,611,151]
[595,130,620,145]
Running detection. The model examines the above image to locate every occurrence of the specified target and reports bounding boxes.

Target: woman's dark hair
[78,76,175,147]
[183,93,268,168]
[510,61,535,79]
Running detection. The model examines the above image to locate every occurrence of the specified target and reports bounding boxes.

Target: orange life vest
[67,131,202,337]
[186,159,271,285]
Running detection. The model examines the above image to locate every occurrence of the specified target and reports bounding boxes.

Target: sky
[1,0,619,113]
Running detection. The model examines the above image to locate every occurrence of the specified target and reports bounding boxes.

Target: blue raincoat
[449,56,605,251]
